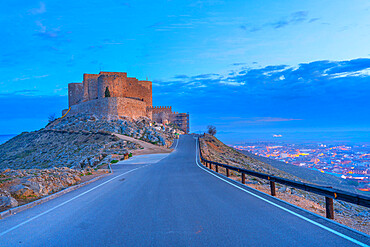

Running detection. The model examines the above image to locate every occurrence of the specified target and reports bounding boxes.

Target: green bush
[128,153,133,157]
[110,160,119,164]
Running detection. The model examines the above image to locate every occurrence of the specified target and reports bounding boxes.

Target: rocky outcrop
[46,114,181,147]
[0,130,139,169]
[0,167,103,211]
[0,114,179,170]
[0,189,18,208]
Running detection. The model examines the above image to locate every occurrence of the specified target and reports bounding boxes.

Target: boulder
[9,184,39,198]
[0,189,18,207]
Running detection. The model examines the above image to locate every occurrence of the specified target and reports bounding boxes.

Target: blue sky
[0,0,369,143]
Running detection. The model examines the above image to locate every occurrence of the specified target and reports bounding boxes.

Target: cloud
[226,117,302,125]
[12,89,41,96]
[271,11,308,29]
[35,21,59,39]
[29,2,46,15]
[309,18,320,23]
[158,58,370,98]
[12,75,49,82]
[241,11,319,32]
[153,58,370,125]
[34,21,71,44]
[253,117,302,122]
[173,75,189,79]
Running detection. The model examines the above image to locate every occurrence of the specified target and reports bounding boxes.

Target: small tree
[207,125,217,136]
[105,87,111,97]
[48,113,56,123]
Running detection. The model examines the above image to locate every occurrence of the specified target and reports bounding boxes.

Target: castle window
[105,87,111,97]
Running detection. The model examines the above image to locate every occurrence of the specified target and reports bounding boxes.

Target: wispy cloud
[241,11,319,32]
[12,75,49,82]
[29,2,46,15]
[35,21,60,39]
[33,21,71,44]
[221,117,302,125]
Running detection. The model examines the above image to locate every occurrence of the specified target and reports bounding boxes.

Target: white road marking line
[195,138,369,247]
[0,165,150,237]
[174,138,179,150]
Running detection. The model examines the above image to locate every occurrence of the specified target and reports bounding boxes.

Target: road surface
[0,135,369,246]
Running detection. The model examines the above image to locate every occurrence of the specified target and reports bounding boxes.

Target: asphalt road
[0,135,369,246]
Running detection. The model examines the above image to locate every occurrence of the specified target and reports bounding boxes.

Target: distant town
[233,142,370,192]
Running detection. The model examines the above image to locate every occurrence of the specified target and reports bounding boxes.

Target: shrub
[207,125,217,136]
[128,153,133,157]
[110,160,119,164]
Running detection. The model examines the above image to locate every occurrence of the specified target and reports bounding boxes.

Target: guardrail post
[209,163,212,170]
[226,168,230,177]
[242,173,245,184]
[325,197,334,219]
[215,165,218,173]
[270,181,276,196]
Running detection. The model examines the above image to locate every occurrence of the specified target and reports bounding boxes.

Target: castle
[63,71,189,133]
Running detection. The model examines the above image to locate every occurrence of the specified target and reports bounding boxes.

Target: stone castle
[63,71,189,133]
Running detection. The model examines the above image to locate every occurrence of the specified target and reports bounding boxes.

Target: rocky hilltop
[46,114,180,147]
[0,114,181,211]
[0,114,180,170]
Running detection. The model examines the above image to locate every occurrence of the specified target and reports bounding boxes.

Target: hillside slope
[0,114,180,170]
[200,134,357,193]
[199,134,369,234]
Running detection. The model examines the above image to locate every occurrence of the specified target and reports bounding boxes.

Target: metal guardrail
[198,137,370,219]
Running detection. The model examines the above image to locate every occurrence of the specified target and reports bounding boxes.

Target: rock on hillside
[0,167,104,211]
[0,130,139,169]
[46,114,181,147]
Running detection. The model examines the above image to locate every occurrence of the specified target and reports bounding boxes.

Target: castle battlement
[64,71,189,133]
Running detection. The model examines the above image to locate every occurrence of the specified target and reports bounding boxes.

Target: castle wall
[171,112,190,133]
[83,74,99,101]
[97,74,125,99]
[68,83,83,107]
[149,106,172,114]
[67,97,148,120]
[116,97,149,119]
[149,106,189,133]
[124,78,152,107]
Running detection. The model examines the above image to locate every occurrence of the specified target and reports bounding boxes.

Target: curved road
[0,135,369,246]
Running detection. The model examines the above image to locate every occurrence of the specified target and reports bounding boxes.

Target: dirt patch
[115,133,173,155]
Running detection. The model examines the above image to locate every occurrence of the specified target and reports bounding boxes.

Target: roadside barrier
[198,138,370,219]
